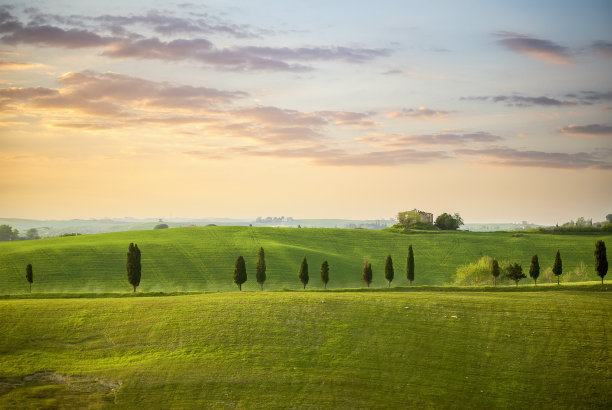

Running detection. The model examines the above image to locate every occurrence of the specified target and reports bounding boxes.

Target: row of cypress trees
[490,241,608,286]
[21,240,607,292]
[233,245,417,290]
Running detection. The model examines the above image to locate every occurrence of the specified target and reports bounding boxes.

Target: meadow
[1,227,610,293]
[0,289,609,408]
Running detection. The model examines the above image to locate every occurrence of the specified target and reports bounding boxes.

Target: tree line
[490,241,608,286]
[233,245,415,291]
[19,240,608,292]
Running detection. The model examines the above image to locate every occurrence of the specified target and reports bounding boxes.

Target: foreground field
[1,227,610,293]
[1,290,610,408]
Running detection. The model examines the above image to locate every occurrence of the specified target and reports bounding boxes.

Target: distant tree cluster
[0,225,42,241]
[435,213,464,230]
[154,224,169,229]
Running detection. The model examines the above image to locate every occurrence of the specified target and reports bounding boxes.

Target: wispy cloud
[362,132,504,148]
[560,124,612,137]
[0,11,118,48]
[462,91,612,107]
[205,145,450,167]
[387,107,451,119]
[0,59,44,70]
[102,39,389,71]
[593,40,612,58]
[457,147,611,169]
[0,8,390,72]
[494,31,571,65]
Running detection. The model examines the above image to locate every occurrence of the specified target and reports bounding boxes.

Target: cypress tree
[320,260,329,289]
[126,243,141,293]
[256,247,266,290]
[26,263,33,293]
[552,250,563,285]
[384,254,394,287]
[362,258,373,287]
[529,254,540,285]
[491,259,500,286]
[594,240,608,285]
[407,245,415,285]
[234,256,247,290]
[298,256,309,289]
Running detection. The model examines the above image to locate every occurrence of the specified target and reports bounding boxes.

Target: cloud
[387,107,451,119]
[0,12,117,48]
[102,39,388,71]
[1,8,390,72]
[593,41,612,58]
[214,145,449,167]
[460,95,581,107]
[0,86,58,99]
[236,106,327,127]
[235,106,378,130]
[560,124,612,137]
[56,70,247,108]
[495,31,571,65]
[93,9,258,38]
[317,111,378,128]
[316,149,449,166]
[362,132,504,147]
[0,59,44,70]
[457,147,611,169]
[0,70,247,122]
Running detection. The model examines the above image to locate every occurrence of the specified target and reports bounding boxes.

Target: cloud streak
[0,8,390,72]
[495,31,571,65]
[387,107,451,119]
[462,91,612,107]
[457,147,611,170]
[593,41,612,58]
[560,124,612,137]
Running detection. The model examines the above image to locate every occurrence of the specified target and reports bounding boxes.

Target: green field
[0,290,610,408]
[1,227,610,293]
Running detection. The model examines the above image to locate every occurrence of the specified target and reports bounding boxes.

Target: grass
[1,227,610,293]
[0,290,610,408]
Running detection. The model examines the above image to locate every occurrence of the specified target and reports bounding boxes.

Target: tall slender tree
[552,250,563,285]
[529,254,540,286]
[256,247,266,290]
[362,258,373,287]
[126,243,141,293]
[491,259,500,286]
[320,260,329,289]
[407,245,415,285]
[26,263,33,293]
[299,256,309,289]
[384,254,394,287]
[594,240,608,285]
[234,256,247,290]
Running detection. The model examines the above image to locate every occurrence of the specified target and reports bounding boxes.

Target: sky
[0,0,611,224]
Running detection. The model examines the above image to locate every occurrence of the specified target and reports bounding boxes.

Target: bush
[154,224,169,229]
[454,256,512,286]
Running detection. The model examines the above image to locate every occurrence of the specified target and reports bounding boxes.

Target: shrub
[454,256,509,286]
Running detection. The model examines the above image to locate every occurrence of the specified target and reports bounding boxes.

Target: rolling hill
[1,227,609,293]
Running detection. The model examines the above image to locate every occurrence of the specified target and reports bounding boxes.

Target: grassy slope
[0,290,610,408]
[1,227,610,293]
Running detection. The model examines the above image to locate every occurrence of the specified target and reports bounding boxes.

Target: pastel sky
[1,0,611,224]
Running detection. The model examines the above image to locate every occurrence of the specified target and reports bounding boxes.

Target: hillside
[1,291,610,408]
[1,227,609,294]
